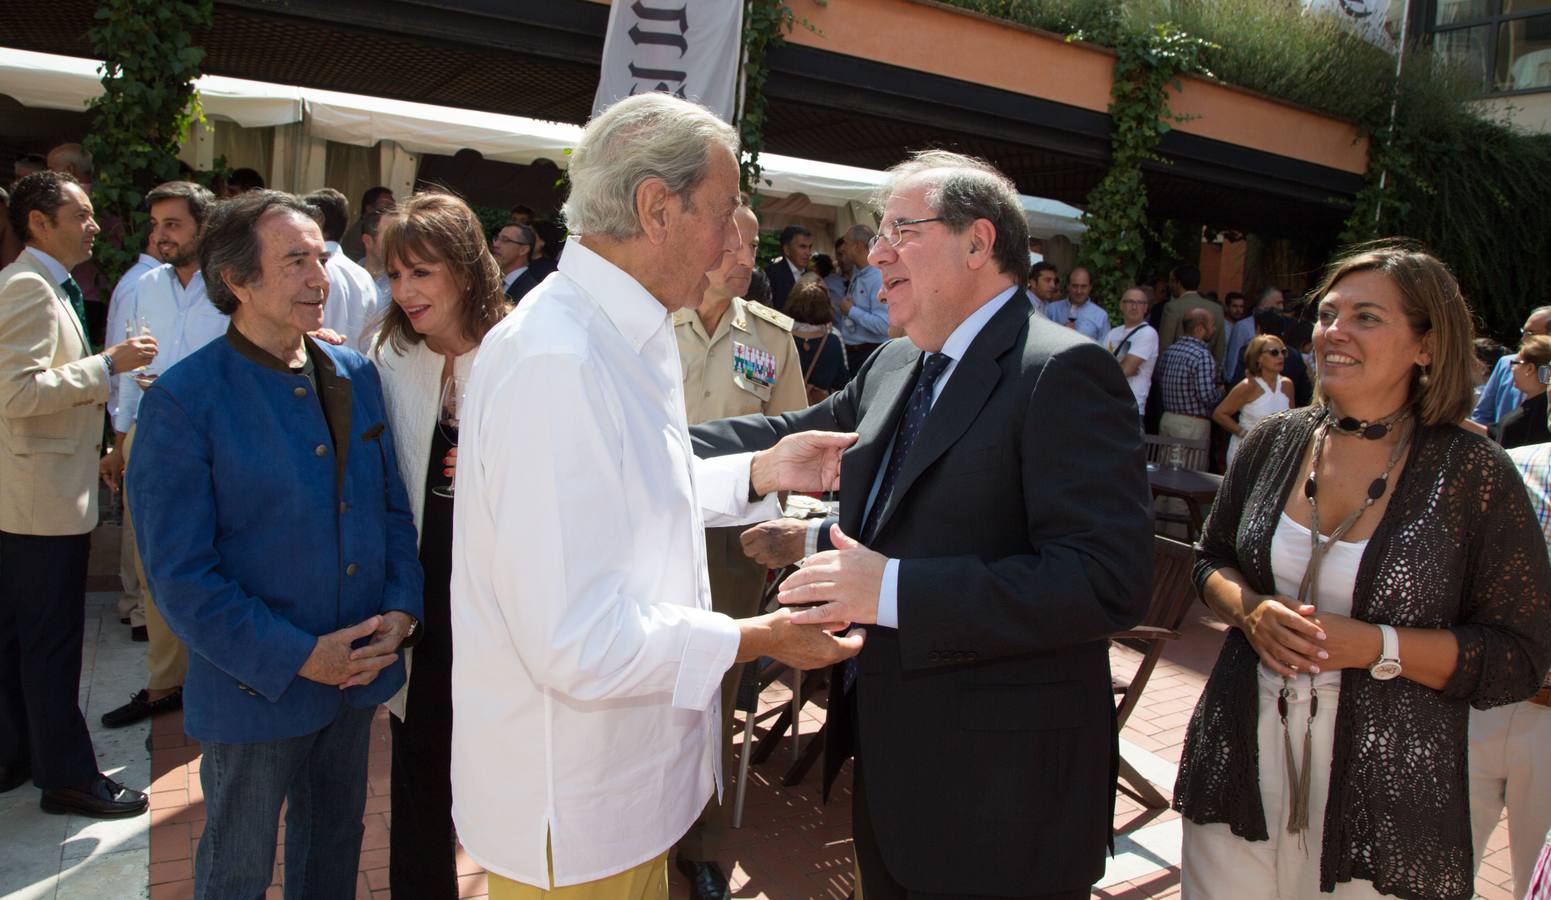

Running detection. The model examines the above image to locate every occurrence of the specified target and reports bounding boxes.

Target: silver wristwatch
[1368,623,1402,680]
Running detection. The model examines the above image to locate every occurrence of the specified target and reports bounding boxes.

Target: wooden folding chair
[1144,433,1211,540]
[1111,534,1199,809]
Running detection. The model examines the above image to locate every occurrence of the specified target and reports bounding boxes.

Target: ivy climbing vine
[83,0,216,285]
[1075,24,1215,318]
[737,0,822,199]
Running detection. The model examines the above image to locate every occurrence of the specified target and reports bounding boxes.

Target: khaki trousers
[1469,700,1551,894]
[122,427,188,691]
[116,511,145,628]
[488,849,667,900]
[675,526,768,862]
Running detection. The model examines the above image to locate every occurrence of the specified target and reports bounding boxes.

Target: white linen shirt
[449,238,780,888]
[322,241,383,351]
[104,252,160,421]
[109,266,224,434]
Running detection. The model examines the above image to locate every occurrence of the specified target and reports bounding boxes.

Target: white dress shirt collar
[940,284,1018,363]
[23,247,71,286]
[560,238,671,353]
[787,258,804,281]
[502,266,528,289]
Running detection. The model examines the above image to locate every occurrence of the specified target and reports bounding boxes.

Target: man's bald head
[47,143,93,180]
[1184,306,1214,340]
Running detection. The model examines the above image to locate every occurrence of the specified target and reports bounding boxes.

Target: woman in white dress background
[1215,334,1296,465]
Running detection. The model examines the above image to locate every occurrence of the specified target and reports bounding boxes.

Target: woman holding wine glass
[372,191,508,900]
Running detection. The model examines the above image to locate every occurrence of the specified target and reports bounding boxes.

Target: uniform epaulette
[744,300,793,332]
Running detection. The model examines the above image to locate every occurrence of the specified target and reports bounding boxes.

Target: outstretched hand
[777,525,886,626]
[749,431,858,496]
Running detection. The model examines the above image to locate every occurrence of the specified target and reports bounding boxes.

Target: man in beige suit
[0,170,156,817]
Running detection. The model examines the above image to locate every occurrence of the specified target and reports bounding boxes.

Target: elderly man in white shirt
[99,181,224,731]
[451,93,864,900]
[303,188,383,350]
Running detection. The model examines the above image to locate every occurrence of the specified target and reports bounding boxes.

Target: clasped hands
[1242,594,1384,678]
[298,611,416,690]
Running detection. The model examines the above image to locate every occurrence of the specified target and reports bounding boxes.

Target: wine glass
[431,376,463,499]
[126,313,159,388]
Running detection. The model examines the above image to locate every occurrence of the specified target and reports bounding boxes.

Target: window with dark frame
[1430,0,1551,94]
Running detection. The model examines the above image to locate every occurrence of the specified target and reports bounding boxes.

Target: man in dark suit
[693,151,1152,898]
[491,222,544,304]
[762,224,812,312]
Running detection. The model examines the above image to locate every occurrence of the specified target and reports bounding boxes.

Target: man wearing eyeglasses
[491,223,543,305]
[693,150,1151,899]
[838,223,889,374]
[1490,336,1551,449]
[1473,306,1551,429]
[1106,286,1159,420]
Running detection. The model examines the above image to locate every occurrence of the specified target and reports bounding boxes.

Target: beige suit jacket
[0,252,110,535]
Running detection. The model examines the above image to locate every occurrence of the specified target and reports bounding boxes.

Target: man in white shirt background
[359,206,392,306]
[450,92,864,899]
[99,180,225,731]
[101,235,162,638]
[1043,265,1110,342]
[303,188,383,350]
[1105,285,1160,421]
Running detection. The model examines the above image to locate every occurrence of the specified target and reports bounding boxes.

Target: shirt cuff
[876,557,901,629]
[804,519,822,559]
[99,355,112,381]
[670,608,742,711]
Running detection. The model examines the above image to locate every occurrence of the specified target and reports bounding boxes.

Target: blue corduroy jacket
[127,329,423,743]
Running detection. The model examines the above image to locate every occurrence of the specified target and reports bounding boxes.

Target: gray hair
[843,224,875,245]
[561,93,738,240]
[201,190,319,315]
[879,150,1029,283]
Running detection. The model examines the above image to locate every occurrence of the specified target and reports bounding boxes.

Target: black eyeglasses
[869,216,946,251]
[1264,348,1287,357]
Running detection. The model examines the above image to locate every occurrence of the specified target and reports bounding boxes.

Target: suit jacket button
[294,386,307,397]
[315,444,328,457]
[339,501,348,513]
[346,563,359,576]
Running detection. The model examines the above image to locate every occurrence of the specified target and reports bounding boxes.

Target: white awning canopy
[0,47,1085,238]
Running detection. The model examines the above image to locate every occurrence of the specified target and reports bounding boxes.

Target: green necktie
[60,275,89,334]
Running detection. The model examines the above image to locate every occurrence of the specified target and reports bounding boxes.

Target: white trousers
[1469,700,1551,895]
[1181,675,1385,899]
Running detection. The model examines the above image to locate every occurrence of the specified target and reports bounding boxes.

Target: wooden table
[1148,467,1223,540]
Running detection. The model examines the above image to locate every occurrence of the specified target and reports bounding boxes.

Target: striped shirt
[1157,335,1222,418]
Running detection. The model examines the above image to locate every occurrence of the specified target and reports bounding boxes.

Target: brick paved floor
[124,607,1525,900]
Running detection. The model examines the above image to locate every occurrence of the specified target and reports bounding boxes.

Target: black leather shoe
[101,687,182,728]
[40,774,147,819]
[130,626,148,642]
[0,762,31,793]
[675,856,730,900]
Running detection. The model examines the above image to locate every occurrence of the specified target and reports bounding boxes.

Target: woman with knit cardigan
[372,192,509,900]
[1174,243,1551,899]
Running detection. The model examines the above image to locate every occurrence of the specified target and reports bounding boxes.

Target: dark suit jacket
[1493,391,1551,450]
[504,267,545,305]
[764,259,797,312]
[692,291,1152,894]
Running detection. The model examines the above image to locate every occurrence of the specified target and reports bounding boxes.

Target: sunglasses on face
[1513,359,1551,384]
[1263,348,1287,357]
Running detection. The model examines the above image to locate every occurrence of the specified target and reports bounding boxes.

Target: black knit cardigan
[1172,406,1551,899]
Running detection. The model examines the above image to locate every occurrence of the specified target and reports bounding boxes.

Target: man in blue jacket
[128,190,423,900]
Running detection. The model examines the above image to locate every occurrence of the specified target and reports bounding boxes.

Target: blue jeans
[194,703,375,900]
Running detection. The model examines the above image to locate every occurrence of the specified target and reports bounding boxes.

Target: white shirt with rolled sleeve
[449,238,780,889]
[109,266,224,434]
[104,252,160,422]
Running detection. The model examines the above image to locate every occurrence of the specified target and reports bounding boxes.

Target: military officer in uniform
[672,201,807,900]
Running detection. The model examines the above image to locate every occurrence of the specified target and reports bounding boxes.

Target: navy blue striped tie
[859,352,952,545]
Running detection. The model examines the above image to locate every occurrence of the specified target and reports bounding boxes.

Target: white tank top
[1260,512,1367,689]
[1239,375,1291,437]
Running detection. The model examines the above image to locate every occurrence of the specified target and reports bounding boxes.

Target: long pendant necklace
[1280,409,1412,840]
